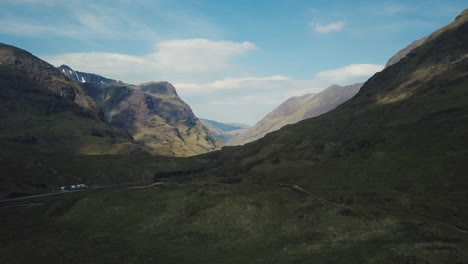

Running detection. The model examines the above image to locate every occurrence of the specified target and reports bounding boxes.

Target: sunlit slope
[203,8,468,231]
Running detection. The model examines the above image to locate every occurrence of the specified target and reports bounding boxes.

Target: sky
[0,0,466,125]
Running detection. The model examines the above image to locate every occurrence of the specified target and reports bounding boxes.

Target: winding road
[281,183,468,234]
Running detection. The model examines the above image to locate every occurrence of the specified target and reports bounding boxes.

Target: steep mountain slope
[229,83,362,145]
[385,36,428,67]
[59,66,222,157]
[200,118,249,143]
[0,43,153,196]
[207,8,468,232]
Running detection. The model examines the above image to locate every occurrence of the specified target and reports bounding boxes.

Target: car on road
[54,184,89,192]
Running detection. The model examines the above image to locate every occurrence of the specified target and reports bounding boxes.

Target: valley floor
[1,180,467,264]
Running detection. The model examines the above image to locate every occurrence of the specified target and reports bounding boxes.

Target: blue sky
[0,0,466,124]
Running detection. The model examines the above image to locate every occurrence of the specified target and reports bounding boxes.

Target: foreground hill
[200,118,249,143]
[59,66,222,157]
[229,83,362,145]
[1,9,468,264]
[0,43,153,196]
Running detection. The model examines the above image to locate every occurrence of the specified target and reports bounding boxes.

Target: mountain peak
[58,65,116,85]
[455,8,468,21]
[0,43,103,120]
[58,64,72,70]
[139,81,178,96]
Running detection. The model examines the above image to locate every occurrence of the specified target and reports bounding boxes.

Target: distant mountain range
[228,83,362,145]
[200,119,249,143]
[59,65,222,157]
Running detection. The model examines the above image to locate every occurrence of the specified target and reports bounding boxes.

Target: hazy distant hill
[59,65,222,157]
[200,118,249,143]
[228,83,362,145]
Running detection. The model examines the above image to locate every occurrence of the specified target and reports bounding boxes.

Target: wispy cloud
[378,3,412,15]
[0,0,58,3]
[310,21,345,33]
[0,11,157,40]
[0,1,220,41]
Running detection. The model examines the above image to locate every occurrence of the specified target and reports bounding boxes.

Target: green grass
[1,183,467,263]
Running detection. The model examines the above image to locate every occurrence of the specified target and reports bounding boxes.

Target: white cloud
[175,64,383,124]
[43,38,382,124]
[151,39,256,72]
[311,21,345,33]
[175,76,290,94]
[315,64,384,83]
[43,39,257,84]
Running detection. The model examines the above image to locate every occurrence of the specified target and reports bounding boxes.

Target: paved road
[282,184,468,234]
[0,180,153,204]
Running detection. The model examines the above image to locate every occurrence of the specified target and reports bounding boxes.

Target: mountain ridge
[228,83,362,145]
[59,66,222,156]
[200,118,249,143]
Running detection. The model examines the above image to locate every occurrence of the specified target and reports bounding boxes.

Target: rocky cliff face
[228,83,362,145]
[60,67,222,156]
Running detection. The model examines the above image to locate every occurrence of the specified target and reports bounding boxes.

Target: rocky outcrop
[60,67,222,156]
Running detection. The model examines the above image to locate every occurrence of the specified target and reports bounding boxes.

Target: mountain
[192,9,468,261]
[200,119,249,132]
[228,83,362,145]
[229,25,436,147]
[0,43,154,196]
[385,36,428,67]
[58,66,222,157]
[200,118,249,143]
[58,64,116,84]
